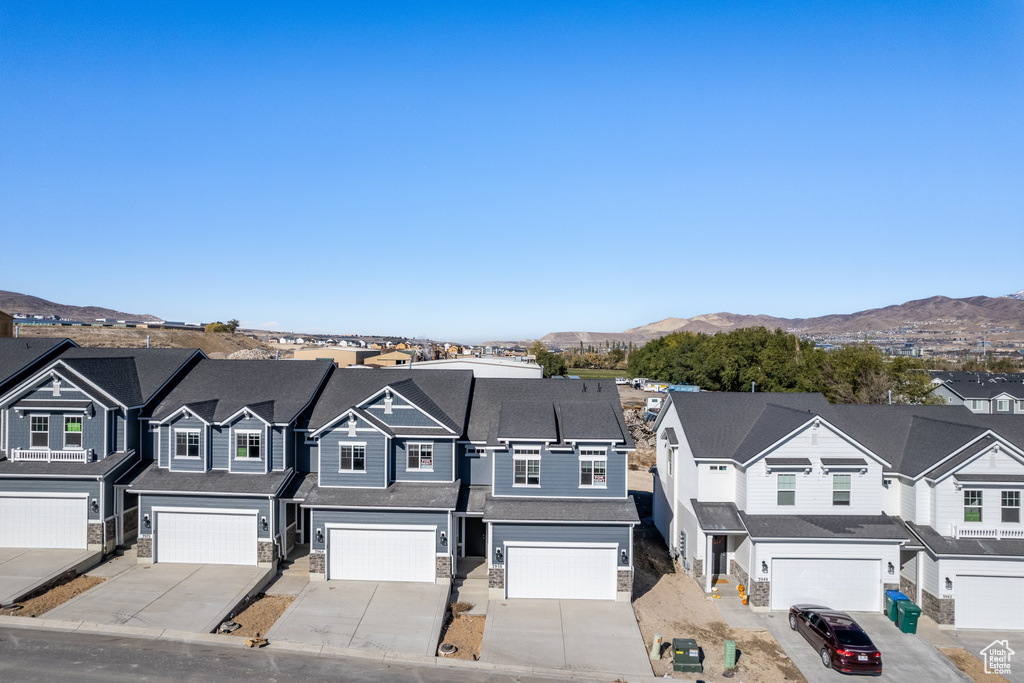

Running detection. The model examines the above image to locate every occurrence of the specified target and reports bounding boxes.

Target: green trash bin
[672,638,703,673]
[896,601,921,634]
[885,589,909,622]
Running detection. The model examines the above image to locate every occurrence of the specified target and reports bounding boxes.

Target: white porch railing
[953,524,1024,540]
[9,449,94,463]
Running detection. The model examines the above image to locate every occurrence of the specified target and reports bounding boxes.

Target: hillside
[539,293,1024,346]
[0,290,162,323]
[14,326,268,358]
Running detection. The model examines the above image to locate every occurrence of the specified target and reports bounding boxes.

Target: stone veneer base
[921,589,955,626]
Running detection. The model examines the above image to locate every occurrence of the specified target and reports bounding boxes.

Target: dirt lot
[439,611,485,660]
[618,385,650,408]
[2,574,106,618]
[940,648,1010,683]
[223,594,294,639]
[629,470,805,682]
[17,326,269,357]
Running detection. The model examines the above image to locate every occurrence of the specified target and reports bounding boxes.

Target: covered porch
[692,500,751,595]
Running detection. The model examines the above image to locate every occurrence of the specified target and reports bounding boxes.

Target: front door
[712,535,726,575]
[464,516,486,557]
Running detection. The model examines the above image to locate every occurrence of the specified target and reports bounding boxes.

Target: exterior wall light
[91,499,99,514]
[494,547,503,563]
[761,561,768,574]
[439,531,447,547]
[620,550,629,564]
[945,577,953,591]
[887,562,895,575]
[315,528,324,543]
[261,516,269,532]
[143,514,151,529]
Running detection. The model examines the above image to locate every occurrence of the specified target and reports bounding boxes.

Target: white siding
[745,423,883,515]
[900,550,917,582]
[898,479,916,521]
[939,557,1024,603]
[733,535,751,577]
[735,466,747,510]
[921,552,940,597]
[959,448,1024,475]
[697,462,735,502]
[915,480,934,528]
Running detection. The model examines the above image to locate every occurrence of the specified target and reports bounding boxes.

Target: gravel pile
[227,348,274,360]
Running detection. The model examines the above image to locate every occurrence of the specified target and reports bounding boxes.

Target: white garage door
[155,511,257,565]
[771,558,881,612]
[956,575,1024,630]
[506,546,618,600]
[0,495,87,549]
[328,527,436,583]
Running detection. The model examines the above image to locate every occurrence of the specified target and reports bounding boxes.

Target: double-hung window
[30,415,49,448]
[964,490,983,522]
[997,399,1010,412]
[579,449,607,488]
[1002,491,1020,523]
[407,443,433,471]
[777,474,796,506]
[64,416,83,449]
[339,444,366,472]
[235,431,261,459]
[175,430,200,458]
[832,474,852,506]
[514,448,541,486]
[971,400,986,411]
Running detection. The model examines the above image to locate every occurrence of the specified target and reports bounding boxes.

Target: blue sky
[1,2,1022,342]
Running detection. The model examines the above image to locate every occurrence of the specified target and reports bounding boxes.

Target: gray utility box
[673,638,703,673]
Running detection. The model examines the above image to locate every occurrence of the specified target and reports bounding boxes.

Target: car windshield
[835,629,873,647]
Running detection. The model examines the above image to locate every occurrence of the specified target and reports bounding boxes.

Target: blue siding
[211,425,228,469]
[318,417,387,488]
[21,379,90,401]
[457,444,493,485]
[392,439,455,483]
[0,479,102,520]
[295,437,317,473]
[272,427,285,471]
[492,443,627,498]
[364,395,440,428]
[491,522,631,567]
[5,408,105,456]
[140,494,272,540]
[310,508,450,553]
[114,411,126,453]
[166,414,208,472]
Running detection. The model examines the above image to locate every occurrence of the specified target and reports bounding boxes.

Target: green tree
[529,341,567,378]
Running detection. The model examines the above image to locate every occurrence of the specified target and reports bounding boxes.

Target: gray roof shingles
[0,338,74,394]
[304,479,461,509]
[738,512,910,540]
[0,449,137,477]
[483,494,639,523]
[59,347,200,407]
[121,461,292,495]
[908,522,1024,557]
[692,500,744,531]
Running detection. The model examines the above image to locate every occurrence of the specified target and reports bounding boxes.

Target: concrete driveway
[266,580,449,656]
[46,563,271,633]
[480,599,653,678]
[0,548,100,605]
[761,611,969,682]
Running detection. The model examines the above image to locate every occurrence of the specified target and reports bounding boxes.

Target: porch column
[705,534,713,593]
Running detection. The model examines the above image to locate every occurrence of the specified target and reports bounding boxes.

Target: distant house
[364,350,415,367]
[931,371,1024,414]
[396,356,543,378]
[0,311,12,338]
[292,348,381,367]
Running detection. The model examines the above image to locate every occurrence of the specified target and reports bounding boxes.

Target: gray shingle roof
[0,338,74,394]
[120,461,292,495]
[303,479,460,509]
[953,473,1024,483]
[692,500,744,531]
[0,448,136,478]
[821,458,867,467]
[306,369,473,433]
[54,348,200,407]
[468,378,632,448]
[765,457,812,466]
[738,512,910,540]
[483,494,639,523]
[280,472,316,500]
[931,371,1024,400]
[148,358,333,424]
[456,485,490,514]
[907,522,1024,557]
[661,427,678,445]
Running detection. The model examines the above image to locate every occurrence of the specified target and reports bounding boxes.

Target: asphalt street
[0,627,553,683]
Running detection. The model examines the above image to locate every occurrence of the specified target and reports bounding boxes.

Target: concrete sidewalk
[47,563,272,633]
[0,548,101,605]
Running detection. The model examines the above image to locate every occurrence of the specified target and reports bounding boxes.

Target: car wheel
[789,614,798,630]
[820,648,831,669]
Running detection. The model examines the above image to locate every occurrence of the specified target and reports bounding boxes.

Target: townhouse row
[0,338,637,601]
[653,391,1024,631]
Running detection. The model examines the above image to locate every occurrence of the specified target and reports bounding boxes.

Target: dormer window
[235,431,261,459]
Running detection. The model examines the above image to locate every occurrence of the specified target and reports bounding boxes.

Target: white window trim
[832,473,852,506]
[406,442,434,472]
[513,455,541,487]
[465,447,487,458]
[964,489,983,522]
[338,442,368,473]
[579,456,608,489]
[234,429,263,460]
[777,473,797,506]
[63,414,84,450]
[29,413,49,450]
[997,399,1010,411]
[173,428,202,459]
[1002,490,1021,523]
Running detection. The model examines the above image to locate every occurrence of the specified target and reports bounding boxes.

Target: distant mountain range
[538,292,1024,347]
[0,290,162,323]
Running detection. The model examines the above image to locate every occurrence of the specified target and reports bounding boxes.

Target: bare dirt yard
[2,574,106,618]
[18,326,269,357]
[629,469,805,682]
[940,648,1010,683]
[223,594,294,639]
[438,603,485,661]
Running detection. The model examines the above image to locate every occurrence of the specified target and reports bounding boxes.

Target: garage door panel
[156,512,257,565]
[0,496,87,549]
[328,527,435,583]
[506,546,617,600]
[771,558,880,612]
[956,576,1024,630]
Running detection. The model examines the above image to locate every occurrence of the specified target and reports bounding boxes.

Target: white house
[653,393,1024,629]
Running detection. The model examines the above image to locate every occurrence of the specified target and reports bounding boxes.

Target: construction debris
[227,348,274,360]
[624,408,656,452]
[245,632,268,648]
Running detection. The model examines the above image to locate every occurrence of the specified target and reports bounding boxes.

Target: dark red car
[788,604,882,675]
